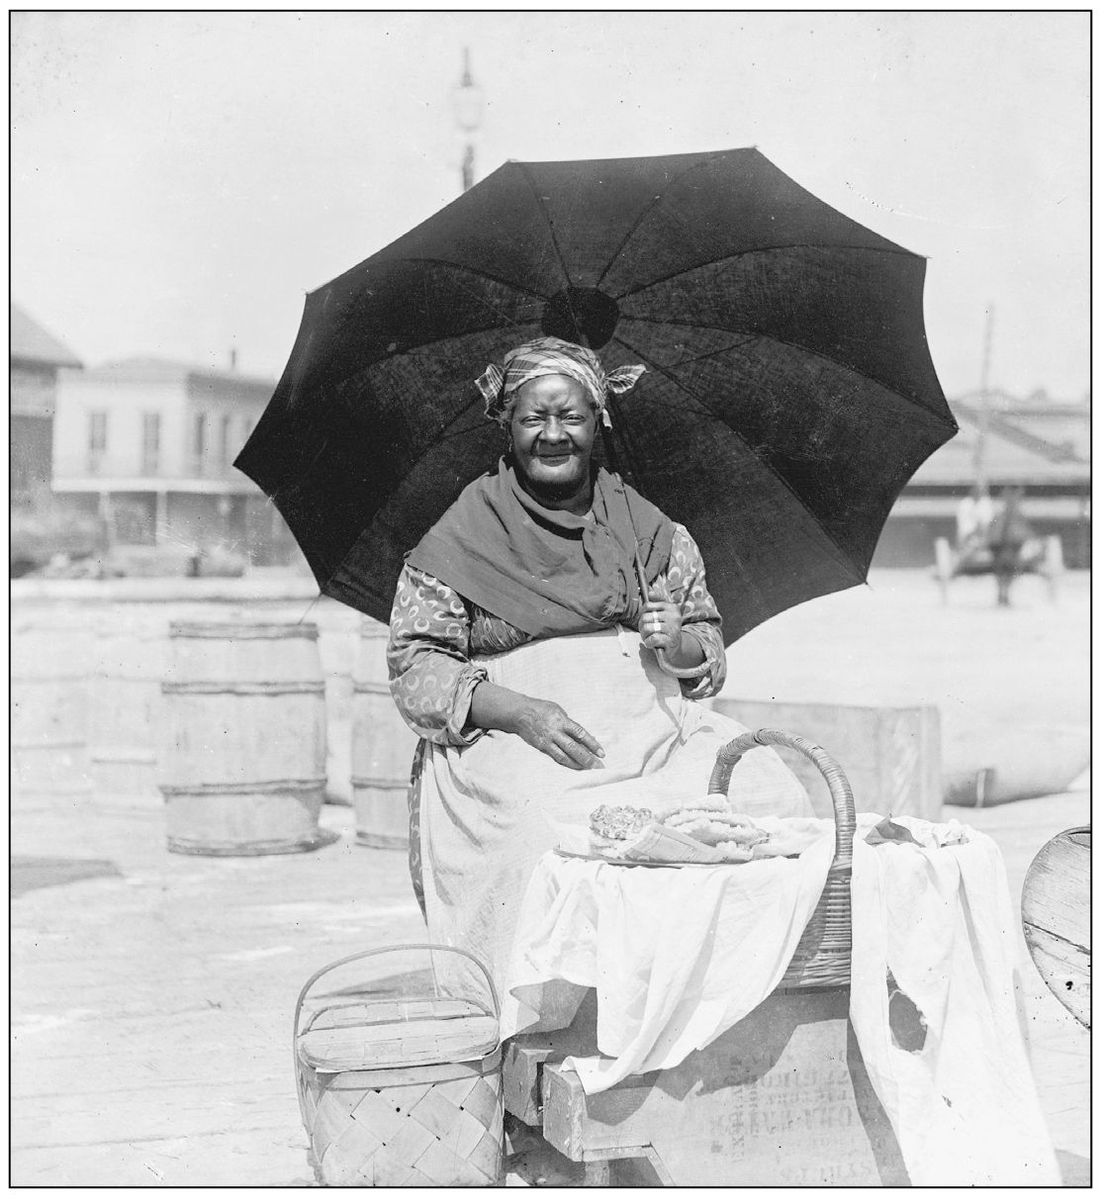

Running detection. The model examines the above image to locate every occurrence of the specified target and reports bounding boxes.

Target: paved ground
[10,795,424,1187]
[10,569,1090,1187]
[10,789,1090,1188]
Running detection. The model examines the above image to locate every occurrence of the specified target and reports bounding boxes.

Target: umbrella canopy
[236,147,955,640]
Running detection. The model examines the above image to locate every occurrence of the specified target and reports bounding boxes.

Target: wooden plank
[502,1037,557,1127]
[11,1085,299,1149]
[713,699,942,821]
[10,1125,314,1187]
[1022,827,1090,1027]
[539,989,908,1186]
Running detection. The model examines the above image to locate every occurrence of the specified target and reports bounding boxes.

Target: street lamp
[451,47,484,193]
[972,304,995,498]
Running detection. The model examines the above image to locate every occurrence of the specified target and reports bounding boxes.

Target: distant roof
[69,355,275,391]
[10,304,82,368]
[911,398,1090,489]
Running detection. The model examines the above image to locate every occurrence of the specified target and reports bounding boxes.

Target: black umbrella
[236,147,955,640]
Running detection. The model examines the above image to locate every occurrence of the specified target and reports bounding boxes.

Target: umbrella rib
[618,315,956,430]
[516,162,575,296]
[594,149,734,292]
[309,409,491,597]
[612,242,919,304]
[317,258,544,367]
[370,256,552,304]
[607,330,889,581]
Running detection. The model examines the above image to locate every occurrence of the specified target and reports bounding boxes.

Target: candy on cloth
[663,806,763,829]
[670,816,770,848]
[713,840,756,862]
[589,804,655,841]
[613,823,723,864]
[653,792,730,820]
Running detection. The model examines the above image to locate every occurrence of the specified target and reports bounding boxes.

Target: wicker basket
[294,944,504,1186]
[709,728,856,990]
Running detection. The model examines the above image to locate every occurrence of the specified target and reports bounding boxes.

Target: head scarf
[475,336,647,427]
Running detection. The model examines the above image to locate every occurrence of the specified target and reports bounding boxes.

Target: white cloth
[499,829,837,1088]
[500,813,1060,1186]
[850,815,1060,1186]
[417,627,811,1004]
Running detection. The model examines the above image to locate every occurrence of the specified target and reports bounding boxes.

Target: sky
[10,10,1090,401]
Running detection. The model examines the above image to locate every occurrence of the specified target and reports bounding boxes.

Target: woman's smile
[509,374,597,506]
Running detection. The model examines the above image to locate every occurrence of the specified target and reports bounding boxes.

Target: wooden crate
[505,989,909,1187]
[712,698,942,821]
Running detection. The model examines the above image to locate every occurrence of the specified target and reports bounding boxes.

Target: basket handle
[293,943,500,1046]
[709,728,856,871]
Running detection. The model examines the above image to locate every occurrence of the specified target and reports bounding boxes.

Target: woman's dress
[388,522,811,998]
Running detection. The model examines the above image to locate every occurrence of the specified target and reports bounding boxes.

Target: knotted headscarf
[476,336,646,427]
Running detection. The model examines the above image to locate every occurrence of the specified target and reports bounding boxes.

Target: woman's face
[509,374,597,496]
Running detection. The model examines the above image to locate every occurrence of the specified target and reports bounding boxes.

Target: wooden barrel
[316,609,360,807]
[159,620,333,856]
[89,609,168,809]
[11,607,94,798]
[1022,826,1090,1027]
[351,620,419,849]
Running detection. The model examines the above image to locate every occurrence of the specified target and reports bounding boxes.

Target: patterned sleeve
[662,524,727,699]
[386,564,489,746]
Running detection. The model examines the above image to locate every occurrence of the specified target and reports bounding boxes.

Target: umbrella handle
[635,551,702,679]
[655,647,712,679]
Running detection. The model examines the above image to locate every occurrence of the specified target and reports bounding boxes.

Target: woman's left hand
[639,584,682,652]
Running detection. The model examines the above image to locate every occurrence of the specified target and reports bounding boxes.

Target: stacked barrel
[89,609,168,809]
[160,620,332,855]
[12,591,420,859]
[351,620,419,848]
[11,608,94,800]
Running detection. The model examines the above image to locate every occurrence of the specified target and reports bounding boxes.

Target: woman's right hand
[512,698,606,770]
[469,682,605,770]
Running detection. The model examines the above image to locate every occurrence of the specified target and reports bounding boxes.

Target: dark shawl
[406,459,675,640]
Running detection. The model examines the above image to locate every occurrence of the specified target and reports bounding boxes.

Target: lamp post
[451,47,484,193]
[972,304,994,498]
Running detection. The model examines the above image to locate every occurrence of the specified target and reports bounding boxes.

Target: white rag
[500,813,1060,1186]
[500,828,836,1082]
[850,815,1060,1186]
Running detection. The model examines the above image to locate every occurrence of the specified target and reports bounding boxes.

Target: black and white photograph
[10,10,1090,1188]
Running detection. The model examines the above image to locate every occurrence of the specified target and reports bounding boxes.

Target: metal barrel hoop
[708,727,856,871]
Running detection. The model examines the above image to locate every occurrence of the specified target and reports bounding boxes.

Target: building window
[192,412,207,475]
[220,414,233,468]
[88,410,107,473]
[142,412,161,475]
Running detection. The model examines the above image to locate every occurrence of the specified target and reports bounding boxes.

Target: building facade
[52,357,295,565]
[874,392,1091,569]
[10,304,82,512]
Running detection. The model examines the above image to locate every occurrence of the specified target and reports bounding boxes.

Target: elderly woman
[388,336,809,992]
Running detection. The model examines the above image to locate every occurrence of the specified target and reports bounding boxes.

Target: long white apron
[418,627,811,998]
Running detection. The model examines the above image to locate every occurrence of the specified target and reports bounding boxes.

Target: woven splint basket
[294,944,503,1186]
[709,728,856,990]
